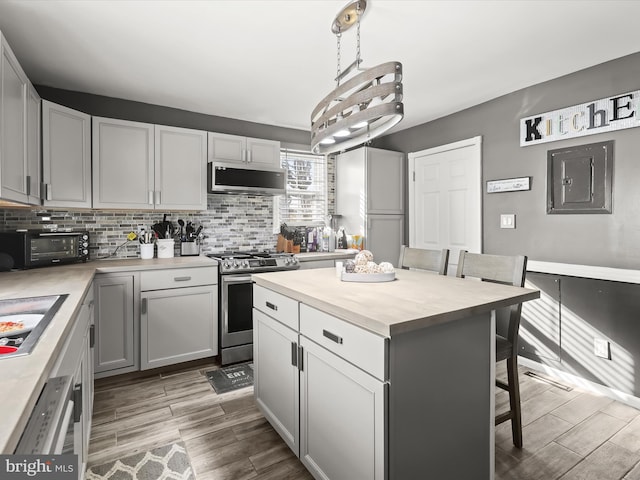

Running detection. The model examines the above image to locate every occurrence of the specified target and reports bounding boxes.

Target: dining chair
[455,250,528,448]
[398,245,450,275]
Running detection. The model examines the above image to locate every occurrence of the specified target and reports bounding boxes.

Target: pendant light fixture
[311,0,404,154]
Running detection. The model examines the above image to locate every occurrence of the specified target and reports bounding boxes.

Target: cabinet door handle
[46,183,52,201]
[148,191,154,205]
[298,345,304,372]
[26,176,31,195]
[155,190,161,205]
[242,149,247,162]
[247,150,252,163]
[323,329,343,344]
[291,341,298,367]
[266,301,278,311]
[141,297,147,314]
[89,324,95,349]
[73,384,83,423]
[174,276,191,282]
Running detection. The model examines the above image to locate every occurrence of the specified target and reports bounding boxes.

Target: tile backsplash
[1,157,335,260]
[0,194,277,259]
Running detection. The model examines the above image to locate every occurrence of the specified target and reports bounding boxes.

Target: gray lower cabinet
[94,273,139,377]
[140,285,217,370]
[253,284,385,480]
[253,308,299,452]
[139,266,218,370]
[50,286,94,476]
[299,336,385,480]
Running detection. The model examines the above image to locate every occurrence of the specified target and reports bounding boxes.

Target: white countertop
[252,268,539,337]
[0,255,217,453]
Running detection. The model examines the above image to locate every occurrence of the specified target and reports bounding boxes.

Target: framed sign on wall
[486,177,531,193]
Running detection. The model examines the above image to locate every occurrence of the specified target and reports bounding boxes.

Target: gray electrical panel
[546,140,613,214]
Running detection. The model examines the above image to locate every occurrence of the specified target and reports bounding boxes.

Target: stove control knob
[242,260,249,268]
[82,249,88,255]
[291,257,298,264]
[232,260,239,269]
[223,260,231,269]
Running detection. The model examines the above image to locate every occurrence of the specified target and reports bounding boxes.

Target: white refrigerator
[335,147,405,266]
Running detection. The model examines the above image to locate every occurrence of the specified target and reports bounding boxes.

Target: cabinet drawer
[253,284,299,330]
[300,304,386,380]
[140,267,217,291]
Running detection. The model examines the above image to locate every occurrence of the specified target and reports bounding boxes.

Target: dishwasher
[14,376,75,455]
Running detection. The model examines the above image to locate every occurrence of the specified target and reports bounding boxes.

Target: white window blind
[277,149,327,226]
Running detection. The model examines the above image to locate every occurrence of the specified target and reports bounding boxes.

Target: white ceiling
[1,0,640,136]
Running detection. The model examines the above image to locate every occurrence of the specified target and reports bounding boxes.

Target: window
[274,149,327,230]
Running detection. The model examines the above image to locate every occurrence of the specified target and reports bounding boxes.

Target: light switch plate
[500,214,515,229]
[593,338,610,359]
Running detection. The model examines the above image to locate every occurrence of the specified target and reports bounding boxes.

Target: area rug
[85,442,194,480]
[205,362,254,394]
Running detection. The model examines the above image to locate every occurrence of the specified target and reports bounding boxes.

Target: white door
[408,136,482,274]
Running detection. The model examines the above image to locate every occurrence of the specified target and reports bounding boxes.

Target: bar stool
[398,245,450,275]
[456,250,528,448]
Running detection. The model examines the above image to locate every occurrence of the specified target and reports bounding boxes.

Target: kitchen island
[251,267,539,480]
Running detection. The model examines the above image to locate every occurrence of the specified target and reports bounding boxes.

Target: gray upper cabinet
[25,84,41,204]
[154,125,207,210]
[93,117,206,210]
[92,117,155,209]
[0,32,37,204]
[208,132,280,167]
[42,100,91,208]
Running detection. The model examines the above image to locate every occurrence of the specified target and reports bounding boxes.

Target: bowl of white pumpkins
[340,250,396,283]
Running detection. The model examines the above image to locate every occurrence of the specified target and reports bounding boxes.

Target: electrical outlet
[593,338,610,359]
[500,214,515,229]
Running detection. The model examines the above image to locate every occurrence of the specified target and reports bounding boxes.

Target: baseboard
[519,356,640,410]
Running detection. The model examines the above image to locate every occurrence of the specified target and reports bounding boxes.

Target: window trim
[273,148,328,233]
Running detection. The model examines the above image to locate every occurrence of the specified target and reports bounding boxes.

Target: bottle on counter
[321,227,330,252]
[328,226,335,252]
[307,227,317,252]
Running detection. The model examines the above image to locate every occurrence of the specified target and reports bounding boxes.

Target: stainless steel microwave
[0,230,90,269]
[207,161,286,195]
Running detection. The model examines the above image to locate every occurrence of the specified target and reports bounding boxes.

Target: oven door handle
[222,275,253,284]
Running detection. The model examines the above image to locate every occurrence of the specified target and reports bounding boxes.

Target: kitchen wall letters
[520,90,640,146]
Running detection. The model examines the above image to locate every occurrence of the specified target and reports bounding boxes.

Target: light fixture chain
[336,32,342,86]
[356,2,361,66]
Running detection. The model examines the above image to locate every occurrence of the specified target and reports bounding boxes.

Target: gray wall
[374,52,640,270]
[35,86,310,146]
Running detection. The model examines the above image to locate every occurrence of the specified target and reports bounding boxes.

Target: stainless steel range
[207,251,299,365]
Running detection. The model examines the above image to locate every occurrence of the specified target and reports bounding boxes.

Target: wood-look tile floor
[89,359,640,480]
[89,360,312,480]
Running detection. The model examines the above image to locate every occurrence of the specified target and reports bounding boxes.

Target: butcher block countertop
[0,255,217,453]
[252,268,540,337]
